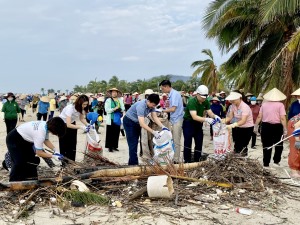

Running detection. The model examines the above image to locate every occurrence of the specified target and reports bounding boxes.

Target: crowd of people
[2,80,300,181]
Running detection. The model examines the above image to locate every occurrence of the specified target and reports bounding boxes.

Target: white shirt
[17,121,49,150]
[59,104,81,123]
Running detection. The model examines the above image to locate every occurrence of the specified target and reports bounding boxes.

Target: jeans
[182,120,203,163]
[123,116,141,165]
[171,119,183,162]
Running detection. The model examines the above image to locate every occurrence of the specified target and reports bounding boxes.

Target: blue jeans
[123,116,141,165]
[182,120,203,163]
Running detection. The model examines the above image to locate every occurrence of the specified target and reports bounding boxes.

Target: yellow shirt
[49,99,56,111]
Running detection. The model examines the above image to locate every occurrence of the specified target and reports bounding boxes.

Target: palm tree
[41,88,44,95]
[203,0,300,106]
[66,89,69,95]
[191,49,219,92]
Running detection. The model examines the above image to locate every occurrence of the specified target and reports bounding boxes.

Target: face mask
[7,97,13,101]
[251,101,256,105]
[247,97,251,100]
[298,99,300,104]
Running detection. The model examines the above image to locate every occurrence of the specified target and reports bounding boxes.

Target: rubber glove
[205,118,215,125]
[214,115,221,123]
[52,153,64,161]
[80,125,90,133]
[152,130,161,139]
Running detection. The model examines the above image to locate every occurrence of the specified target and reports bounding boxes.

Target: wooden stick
[127,187,147,202]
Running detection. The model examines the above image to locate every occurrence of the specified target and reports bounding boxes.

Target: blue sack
[113,111,122,126]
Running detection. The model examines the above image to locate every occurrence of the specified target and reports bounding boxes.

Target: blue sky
[0,0,228,93]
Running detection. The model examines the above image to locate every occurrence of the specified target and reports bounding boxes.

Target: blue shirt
[168,88,184,124]
[38,101,50,114]
[288,100,300,120]
[210,103,225,118]
[126,100,154,123]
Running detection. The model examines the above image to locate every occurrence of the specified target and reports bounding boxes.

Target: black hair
[74,95,89,114]
[47,117,67,138]
[147,94,160,105]
[159,80,172,87]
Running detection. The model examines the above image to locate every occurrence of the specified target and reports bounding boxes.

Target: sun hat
[291,88,300,96]
[59,96,67,101]
[162,93,167,97]
[211,97,220,101]
[40,96,50,103]
[144,89,154,95]
[220,91,226,95]
[245,92,253,97]
[106,88,122,97]
[7,92,15,98]
[85,93,93,96]
[263,88,286,101]
[133,92,139,95]
[225,92,242,101]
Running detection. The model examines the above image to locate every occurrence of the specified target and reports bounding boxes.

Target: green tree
[203,0,300,106]
[191,49,219,92]
[108,76,119,88]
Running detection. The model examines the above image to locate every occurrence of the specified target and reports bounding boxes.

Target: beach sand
[0,104,300,225]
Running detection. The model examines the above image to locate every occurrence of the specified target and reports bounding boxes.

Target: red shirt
[250,104,260,122]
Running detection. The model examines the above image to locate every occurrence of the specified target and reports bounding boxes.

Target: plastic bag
[84,128,103,160]
[152,130,175,165]
[212,123,232,160]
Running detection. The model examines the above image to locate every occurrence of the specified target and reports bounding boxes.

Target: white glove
[214,115,221,123]
[52,153,64,161]
[152,130,161,139]
[80,125,90,132]
[226,122,238,129]
[205,118,215,125]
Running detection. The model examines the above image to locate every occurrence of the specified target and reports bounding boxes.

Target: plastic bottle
[236,207,253,215]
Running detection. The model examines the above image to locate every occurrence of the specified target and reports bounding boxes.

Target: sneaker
[113,148,119,151]
[108,148,113,152]
[264,166,276,171]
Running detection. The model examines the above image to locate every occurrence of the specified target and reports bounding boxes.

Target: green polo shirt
[183,97,210,121]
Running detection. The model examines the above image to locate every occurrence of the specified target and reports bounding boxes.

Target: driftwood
[0,162,206,191]
[127,187,147,202]
[170,175,233,188]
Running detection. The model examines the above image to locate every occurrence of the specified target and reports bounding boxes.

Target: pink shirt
[230,101,254,128]
[259,101,286,124]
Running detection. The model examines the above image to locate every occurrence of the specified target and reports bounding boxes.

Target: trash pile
[0,153,292,222]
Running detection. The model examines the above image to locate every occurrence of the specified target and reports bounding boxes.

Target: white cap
[196,85,209,98]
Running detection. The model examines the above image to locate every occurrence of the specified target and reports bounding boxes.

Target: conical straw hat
[40,96,50,103]
[291,88,300,96]
[263,88,286,101]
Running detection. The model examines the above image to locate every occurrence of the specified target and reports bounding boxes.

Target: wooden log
[0,162,206,191]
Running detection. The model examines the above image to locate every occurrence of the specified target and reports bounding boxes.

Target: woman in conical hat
[287,88,300,177]
[254,88,287,169]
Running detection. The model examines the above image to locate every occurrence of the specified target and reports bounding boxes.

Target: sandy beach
[1,104,300,225]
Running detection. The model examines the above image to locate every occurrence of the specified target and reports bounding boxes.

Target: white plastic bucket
[147,175,174,198]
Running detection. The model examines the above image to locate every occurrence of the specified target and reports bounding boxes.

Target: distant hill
[169,75,191,82]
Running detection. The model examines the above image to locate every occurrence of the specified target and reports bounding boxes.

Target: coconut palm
[41,88,45,95]
[203,0,300,106]
[191,49,219,92]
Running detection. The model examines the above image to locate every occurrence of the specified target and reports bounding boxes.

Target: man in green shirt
[183,85,220,163]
